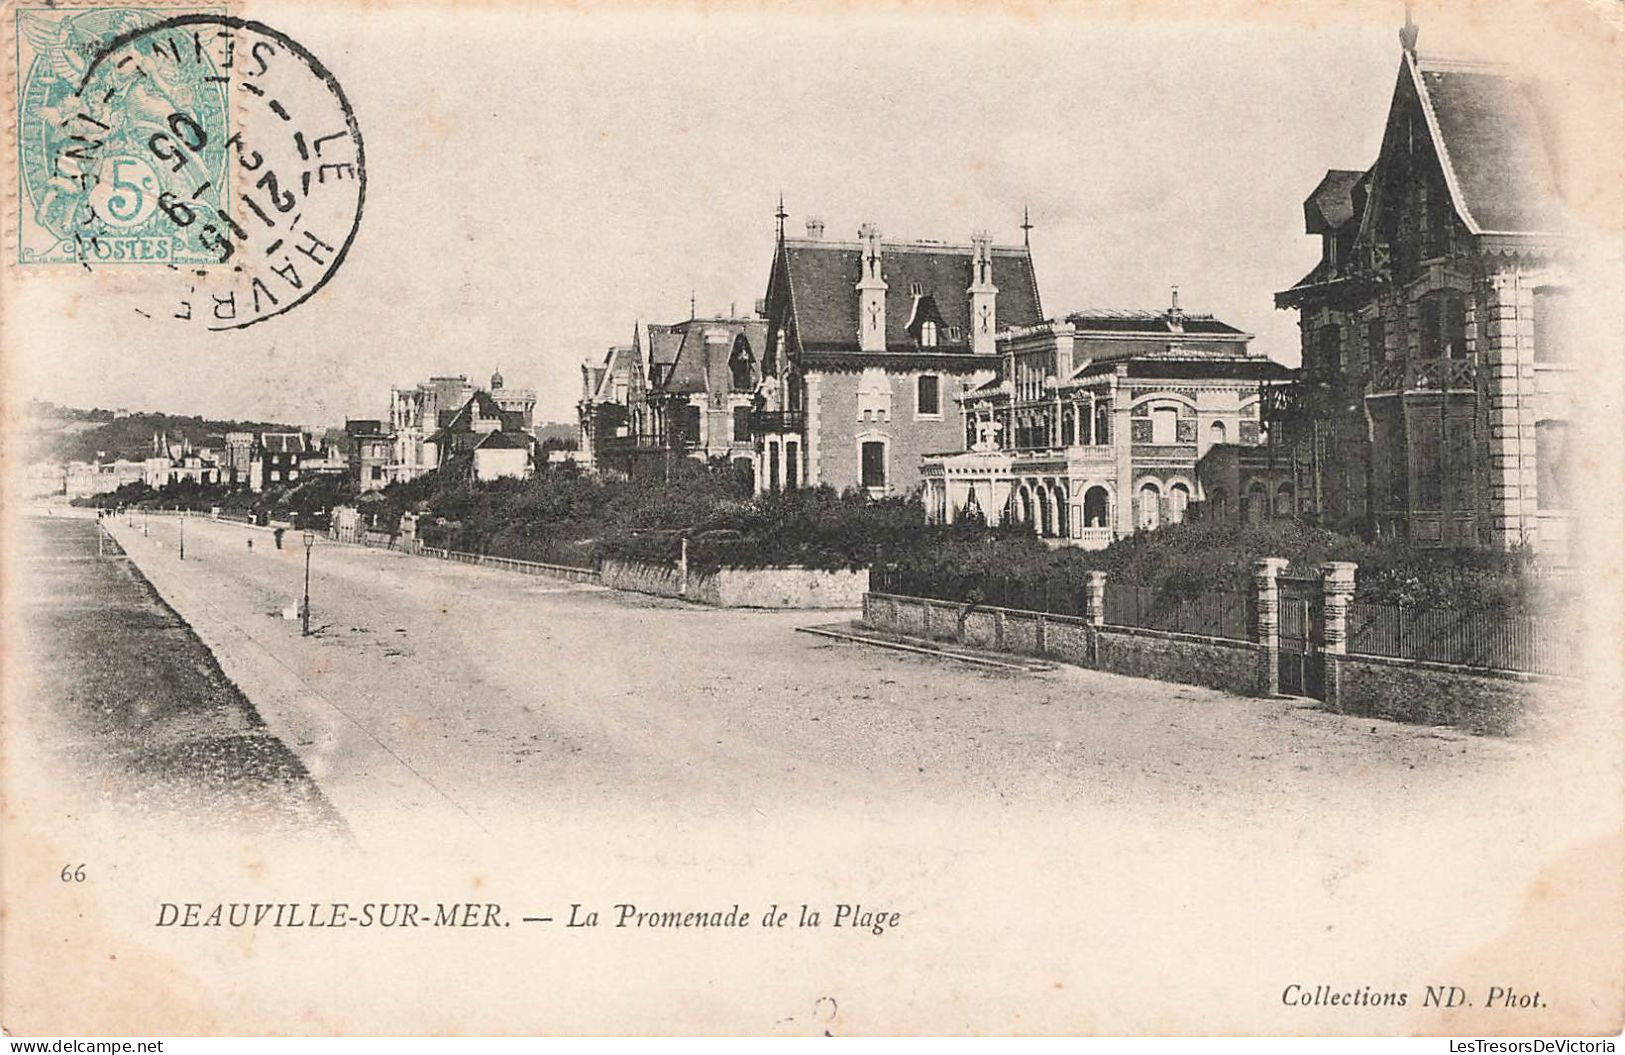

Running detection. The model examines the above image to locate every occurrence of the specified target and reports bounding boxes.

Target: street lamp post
[179,512,186,560]
[302,530,315,637]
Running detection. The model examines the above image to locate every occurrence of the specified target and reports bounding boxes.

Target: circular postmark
[45,15,366,329]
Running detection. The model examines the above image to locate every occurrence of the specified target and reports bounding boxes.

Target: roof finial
[1400,0,1419,55]
[690,290,697,320]
[1021,203,1033,248]
[1170,285,1181,313]
[775,193,788,243]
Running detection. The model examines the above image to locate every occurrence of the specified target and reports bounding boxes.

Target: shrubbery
[882,519,1553,615]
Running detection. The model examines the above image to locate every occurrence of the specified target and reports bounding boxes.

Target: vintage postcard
[2,0,1621,1039]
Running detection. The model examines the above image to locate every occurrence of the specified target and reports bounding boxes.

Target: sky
[8,0,1620,428]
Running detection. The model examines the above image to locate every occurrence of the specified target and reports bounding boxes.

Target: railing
[1367,358,1476,394]
[1103,584,1251,641]
[750,410,806,434]
[1073,526,1113,550]
[1346,602,1564,675]
[416,546,597,582]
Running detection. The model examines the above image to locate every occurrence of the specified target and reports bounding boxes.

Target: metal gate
[1276,575,1322,699]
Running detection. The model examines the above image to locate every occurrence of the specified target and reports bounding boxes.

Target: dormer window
[948,325,962,341]
[909,281,924,297]
[920,321,938,348]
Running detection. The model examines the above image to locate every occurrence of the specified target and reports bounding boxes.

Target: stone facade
[752,217,1045,496]
[1272,41,1575,554]
[919,297,1289,548]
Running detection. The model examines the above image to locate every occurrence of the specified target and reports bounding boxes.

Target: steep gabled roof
[474,431,532,451]
[775,237,1044,353]
[590,344,642,402]
[438,391,527,434]
[1410,53,1566,234]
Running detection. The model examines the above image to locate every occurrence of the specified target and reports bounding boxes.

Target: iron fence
[1346,602,1565,676]
[869,564,1091,617]
[1103,584,1251,641]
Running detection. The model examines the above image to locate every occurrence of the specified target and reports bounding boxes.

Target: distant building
[1270,22,1575,553]
[253,432,306,492]
[388,370,528,483]
[754,214,1045,495]
[429,392,536,482]
[346,420,391,491]
[583,314,769,480]
[223,432,256,487]
[920,294,1288,547]
[577,342,646,471]
[63,458,147,498]
[487,368,536,432]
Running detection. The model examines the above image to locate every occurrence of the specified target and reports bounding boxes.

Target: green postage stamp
[14,4,232,265]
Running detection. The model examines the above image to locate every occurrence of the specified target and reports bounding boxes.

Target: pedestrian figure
[247,538,254,551]
[274,527,285,550]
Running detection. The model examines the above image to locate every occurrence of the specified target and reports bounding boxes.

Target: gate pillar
[1251,557,1289,696]
[1317,561,1358,713]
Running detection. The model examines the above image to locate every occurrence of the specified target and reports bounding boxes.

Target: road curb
[796,623,1054,672]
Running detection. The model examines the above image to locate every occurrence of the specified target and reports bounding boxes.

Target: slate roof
[439,391,527,434]
[474,431,532,451]
[1303,169,1370,234]
[260,432,307,453]
[1412,55,1567,234]
[655,317,769,396]
[775,237,1043,353]
[1063,309,1248,336]
[588,344,641,402]
[646,325,684,369]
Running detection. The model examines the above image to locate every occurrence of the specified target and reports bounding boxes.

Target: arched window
[1083,486,1110,528]
[920,321,938,348]
[1208,487,1229,522]
[1169,483,1191,524]
[1246,481,1268,525]
[1274,482,1295,517]
[1209,420,1227,445]
[1137,482,1161,530]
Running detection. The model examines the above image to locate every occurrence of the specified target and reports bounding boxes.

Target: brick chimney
[805,217,825,239]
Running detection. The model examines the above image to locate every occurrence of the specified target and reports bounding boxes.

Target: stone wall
[714,566,867,609]
[1092,625,1261,695]
[601,559,865,609]
[860,591,1570,737]
[600,559,694,600]
[1332,654,1562,736]
[860,593,1259,696]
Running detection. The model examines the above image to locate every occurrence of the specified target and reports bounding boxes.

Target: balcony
[751,410,806,435]
[1367,358,1476,396]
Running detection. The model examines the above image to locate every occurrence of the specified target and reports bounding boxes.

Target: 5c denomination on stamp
[13,6,365,329]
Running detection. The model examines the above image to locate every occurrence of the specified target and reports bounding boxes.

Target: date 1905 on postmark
[13,6,365,329]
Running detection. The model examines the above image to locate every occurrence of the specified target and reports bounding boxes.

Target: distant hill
[535,421,578,448]
[27,403,303,464]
